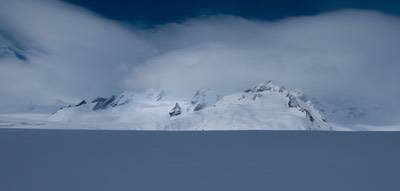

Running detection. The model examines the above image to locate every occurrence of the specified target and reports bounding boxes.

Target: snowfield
[46,81,332,130]
[1,81,399,131]
[1,81,335,130]
[2,129,400,191]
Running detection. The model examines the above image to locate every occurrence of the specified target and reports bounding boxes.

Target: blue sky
[62,0,400,25]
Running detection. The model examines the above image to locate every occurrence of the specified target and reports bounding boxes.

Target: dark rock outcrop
[75,100,87,107]
[169,103,182,117]
[92,96,116,111]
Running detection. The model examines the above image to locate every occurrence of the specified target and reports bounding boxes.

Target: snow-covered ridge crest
[242,81,331,130]
[57,89,165,111]
[50,81,332,130]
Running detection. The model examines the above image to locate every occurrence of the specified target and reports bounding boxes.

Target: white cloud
[0,0,399,122]
[0,0,156,104]
[126,11,400,108]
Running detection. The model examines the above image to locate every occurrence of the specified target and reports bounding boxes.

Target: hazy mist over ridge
[0,0,399,123]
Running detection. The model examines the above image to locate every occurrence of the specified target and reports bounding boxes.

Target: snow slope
[48,81,332,130]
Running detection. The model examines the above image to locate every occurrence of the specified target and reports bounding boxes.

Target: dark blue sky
[63,0,400,25]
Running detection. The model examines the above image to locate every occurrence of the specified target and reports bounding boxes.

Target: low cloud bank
[128,12,400,106]
[0,0,399,123]
[0,0,155,104]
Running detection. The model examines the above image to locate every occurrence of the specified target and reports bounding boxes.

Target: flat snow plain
[1,129,400,191]
[1,113,399,131]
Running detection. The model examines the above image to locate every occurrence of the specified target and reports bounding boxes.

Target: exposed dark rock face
[92,97,107,103]
[287,95,317,123]
[92,96,116,111]
[75,100,87,107]
[287,95,300,109]
[169,103,182,117]
[193,104,205,111]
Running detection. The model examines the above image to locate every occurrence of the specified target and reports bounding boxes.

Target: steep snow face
[243,81,330,130]
[189,89,220,111]
[50,81,332,130]
[168,81,331,130]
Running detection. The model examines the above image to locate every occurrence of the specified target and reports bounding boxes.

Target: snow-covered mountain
[49,81,332,130]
